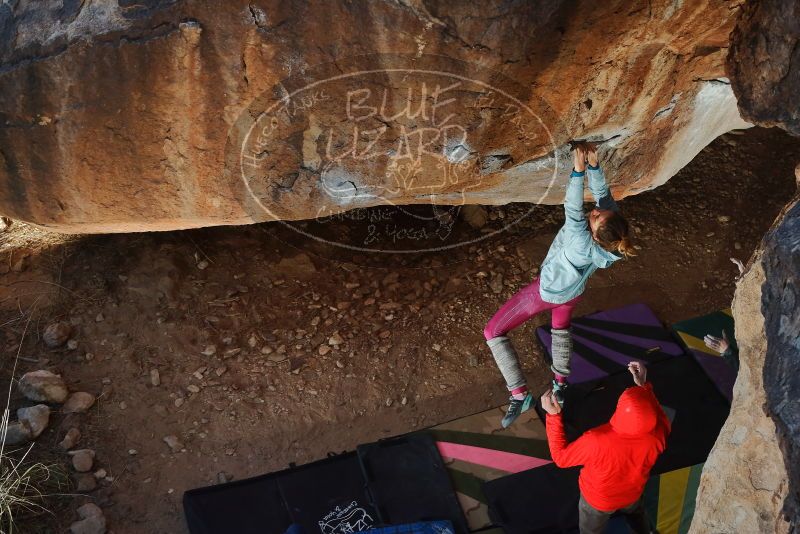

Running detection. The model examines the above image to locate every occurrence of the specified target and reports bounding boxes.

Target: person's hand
[628,361,647,386]
[704,330,730,355]
[586,143,598,167]
[540,389,562,415]
[573,144,587,173]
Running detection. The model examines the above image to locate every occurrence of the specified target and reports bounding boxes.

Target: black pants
[578,493,650,534]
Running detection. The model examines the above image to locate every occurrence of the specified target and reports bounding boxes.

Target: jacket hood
[590,242,621,268]
[610,387,657,436]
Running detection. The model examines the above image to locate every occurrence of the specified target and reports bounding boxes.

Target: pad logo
[318,501,374,534]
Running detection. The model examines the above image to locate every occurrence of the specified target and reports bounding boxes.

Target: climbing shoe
[552,379,568,408]
[501,393,533,428]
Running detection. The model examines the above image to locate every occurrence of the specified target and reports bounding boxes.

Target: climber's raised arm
[586,144,619,212]
[563,144,589,235]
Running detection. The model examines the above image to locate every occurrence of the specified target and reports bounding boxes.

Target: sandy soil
[1,126,799,533]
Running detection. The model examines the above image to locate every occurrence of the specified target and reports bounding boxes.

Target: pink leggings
[483,278,581,340]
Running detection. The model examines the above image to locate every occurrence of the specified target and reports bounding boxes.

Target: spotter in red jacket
[545,383,671,512]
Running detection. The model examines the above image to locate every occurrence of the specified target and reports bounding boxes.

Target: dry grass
[0,412,67,533]
[0,291,70,533]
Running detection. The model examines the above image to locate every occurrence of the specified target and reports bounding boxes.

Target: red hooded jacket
[546,383,671,511]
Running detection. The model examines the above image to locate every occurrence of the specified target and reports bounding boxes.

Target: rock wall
[762,197,800,531]
[0,0,750,233]
[727,0,800,135]
[690,199,798,533]
[691,1,800,531]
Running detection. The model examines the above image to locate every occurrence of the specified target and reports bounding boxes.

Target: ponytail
[595,212,637,258]
[611,236,637,258]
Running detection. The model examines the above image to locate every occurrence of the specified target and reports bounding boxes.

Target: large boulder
[727,0,800,135]
[0,0,749,233]
[690,2,800,531]
[688,221,789,533]
[761,198,800,529]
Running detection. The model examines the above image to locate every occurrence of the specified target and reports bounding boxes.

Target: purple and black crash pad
[548,354,730,474]
[536,303,685,384]
[486,356,729,533]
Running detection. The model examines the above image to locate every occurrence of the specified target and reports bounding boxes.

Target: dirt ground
[2,126,799,533]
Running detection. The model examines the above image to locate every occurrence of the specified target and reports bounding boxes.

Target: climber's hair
[594,211,637,258]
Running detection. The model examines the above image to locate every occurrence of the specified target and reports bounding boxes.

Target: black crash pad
[483,463,581,534]
[280,453,378,534]
[183,452,376,534]
[184,434,465,534]
[184,471,292,534]
[358,434,468,534]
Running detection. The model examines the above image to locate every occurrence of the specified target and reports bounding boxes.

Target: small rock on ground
[18,370,69,403]
[60,427,81,450]
[77,503,104,519]
[70,502,106,533]
[70,449,95,472]
[4,421,32,445]
[73,473,98,493]
[63,392,96,413]
[461,205,489,229]
[163,435,183,453]
[43,322,71,348]
[274,253,317,280]
[17,404,50,438]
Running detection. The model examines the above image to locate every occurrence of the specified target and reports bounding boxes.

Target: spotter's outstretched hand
[541,389,562,415]
[628,361,647,386]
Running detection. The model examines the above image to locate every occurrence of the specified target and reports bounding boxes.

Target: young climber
[483,142,635,427]
[541,362,670,534]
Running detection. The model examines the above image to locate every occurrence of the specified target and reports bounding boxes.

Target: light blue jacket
[539,164,621,304]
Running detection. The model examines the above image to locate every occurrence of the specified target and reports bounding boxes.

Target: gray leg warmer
[486,336,526,391]
[550,328,572,376]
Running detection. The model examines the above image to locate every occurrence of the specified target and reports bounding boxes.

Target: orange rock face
[0,1,749,233]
